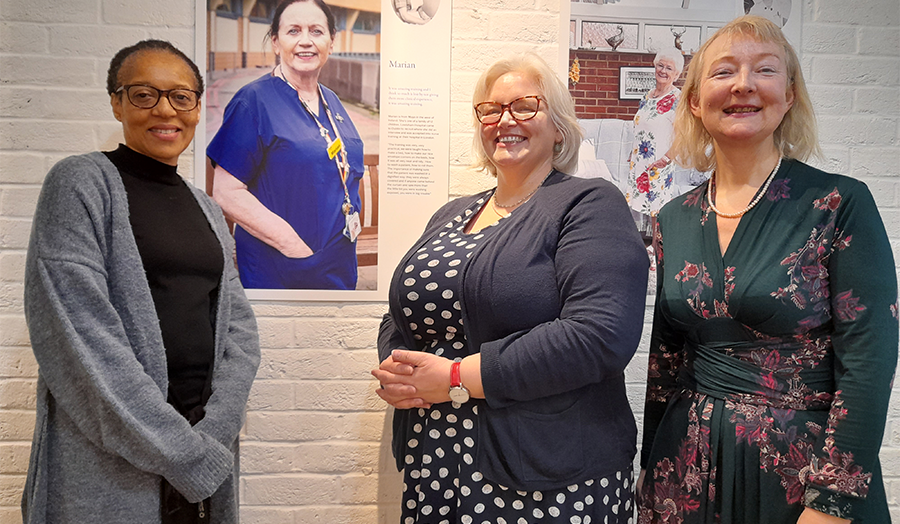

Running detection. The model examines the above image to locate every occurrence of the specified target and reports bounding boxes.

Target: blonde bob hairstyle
[670,15,820,172]
[470,52,583,177]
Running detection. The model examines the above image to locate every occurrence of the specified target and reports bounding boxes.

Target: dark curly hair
[106,40,204,96]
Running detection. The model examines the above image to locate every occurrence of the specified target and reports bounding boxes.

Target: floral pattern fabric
[625,88,680,217]
[639,159,897,523]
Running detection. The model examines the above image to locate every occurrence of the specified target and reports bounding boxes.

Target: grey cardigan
[22,153,260,523]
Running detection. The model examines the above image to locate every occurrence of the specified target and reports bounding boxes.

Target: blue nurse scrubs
[208,73,364,290]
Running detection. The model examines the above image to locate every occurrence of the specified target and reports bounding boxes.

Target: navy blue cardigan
[379,171,649,491]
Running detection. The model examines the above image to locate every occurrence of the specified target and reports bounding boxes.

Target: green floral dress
[638,159,897,523]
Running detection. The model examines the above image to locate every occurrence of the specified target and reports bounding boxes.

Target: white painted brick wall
[0,0,897,523]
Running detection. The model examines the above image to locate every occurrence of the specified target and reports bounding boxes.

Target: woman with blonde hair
[637,15,895,524]
[374,52,648,523]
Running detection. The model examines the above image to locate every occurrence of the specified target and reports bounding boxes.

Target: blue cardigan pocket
[516,396,586,483]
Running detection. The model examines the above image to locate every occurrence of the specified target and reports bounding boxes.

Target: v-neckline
[699,160,790,318]
[715,215,742,259]
[708,160,788,262]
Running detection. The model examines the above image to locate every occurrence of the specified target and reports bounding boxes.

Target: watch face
[449,386,470,403]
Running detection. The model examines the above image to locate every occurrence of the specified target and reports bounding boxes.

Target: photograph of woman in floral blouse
[637,15,896,524]
[624,47,684,239]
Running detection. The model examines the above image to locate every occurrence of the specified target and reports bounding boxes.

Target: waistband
[680,340,834,411]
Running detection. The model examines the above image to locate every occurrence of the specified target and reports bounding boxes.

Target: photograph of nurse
[207,0,374,290]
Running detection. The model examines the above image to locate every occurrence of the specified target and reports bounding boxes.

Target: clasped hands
[372,350,454,409]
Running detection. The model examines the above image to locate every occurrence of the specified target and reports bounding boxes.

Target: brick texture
[0,1,898,523]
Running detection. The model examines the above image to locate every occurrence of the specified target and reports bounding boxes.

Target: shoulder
[223,74,283,115]
[232,73,279,99]
[320,84,342,104]
[540,171,626,212]
[41,152,120,201]
[658,182,706,222]
[32,153,124,245]
[783,159,857,186]
[669,87,682,103]
[782,159,873,205]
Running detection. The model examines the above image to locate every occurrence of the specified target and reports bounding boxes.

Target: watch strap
[450,361,462,388]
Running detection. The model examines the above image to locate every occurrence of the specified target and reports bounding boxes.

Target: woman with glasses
[22,40,259,524]
[373,52,648,523]
[623,48,685,239]
[207,0,365,290]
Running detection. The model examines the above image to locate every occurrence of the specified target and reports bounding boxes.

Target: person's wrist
[448,361,470,403]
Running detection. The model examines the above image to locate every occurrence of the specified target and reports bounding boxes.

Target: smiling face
[273,1,334,82]
[689,35,794,149]
[479,72,562,180]
[110,50,201,166]
[654,58,678,91]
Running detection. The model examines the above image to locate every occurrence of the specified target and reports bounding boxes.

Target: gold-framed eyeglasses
[474,95,542,125]
[115,84,200,112]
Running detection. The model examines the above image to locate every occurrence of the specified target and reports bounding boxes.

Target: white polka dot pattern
[397,195,635,523]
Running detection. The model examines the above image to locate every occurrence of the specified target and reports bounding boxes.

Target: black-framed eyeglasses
[474,95,542,125]
[115,84,200,112]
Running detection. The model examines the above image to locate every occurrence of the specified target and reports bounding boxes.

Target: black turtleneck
[104,145,223,418]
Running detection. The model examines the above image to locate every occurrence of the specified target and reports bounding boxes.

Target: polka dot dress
[398,194,635,524]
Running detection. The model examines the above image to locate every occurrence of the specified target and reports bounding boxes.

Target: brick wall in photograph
[568,50,691,120]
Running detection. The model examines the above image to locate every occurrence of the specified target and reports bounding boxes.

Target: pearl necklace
[707,157,782,219]
[493,170,553,209]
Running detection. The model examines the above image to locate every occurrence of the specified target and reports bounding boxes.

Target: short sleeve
[207,96,266,184]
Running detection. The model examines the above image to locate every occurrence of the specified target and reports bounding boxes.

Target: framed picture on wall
[196,0,452,302]
[618,66,655,100]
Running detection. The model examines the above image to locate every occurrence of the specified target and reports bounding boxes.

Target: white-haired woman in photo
[624,47,685,238]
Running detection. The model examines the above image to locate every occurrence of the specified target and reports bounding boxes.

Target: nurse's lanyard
[278,66,361,242]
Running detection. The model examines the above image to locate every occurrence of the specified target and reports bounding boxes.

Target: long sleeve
[378,314,410,363]
[479,182,650,408]
[24,157,233,503]
[640,218,687,469]
[192,200,260,447]
[801,182,898,519]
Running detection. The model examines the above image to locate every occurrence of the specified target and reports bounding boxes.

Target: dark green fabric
[639,159,897,523]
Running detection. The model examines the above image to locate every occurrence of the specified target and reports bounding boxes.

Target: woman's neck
[278,65,320,107]
[713,140,781,190]
[494,159,554,208]
[649,83,674,98]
